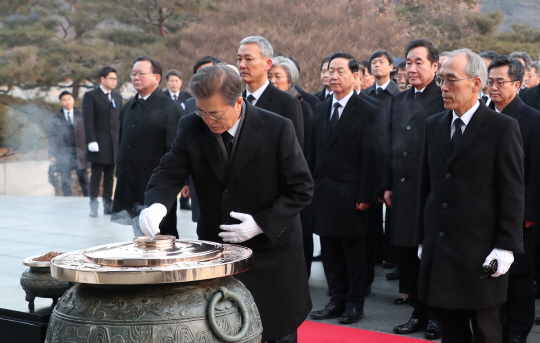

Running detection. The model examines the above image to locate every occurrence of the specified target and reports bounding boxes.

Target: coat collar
[325,92,359,147]
[498,95,524,122]
[129,87,163,108]
[408,78,442,121]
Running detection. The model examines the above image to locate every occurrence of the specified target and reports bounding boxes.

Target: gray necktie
[173,95,177,101]
[247,95,256,104]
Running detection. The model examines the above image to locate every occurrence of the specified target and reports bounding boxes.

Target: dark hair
[320,56,331,72]
[134,56,162,78]
[479,51,499,62]
[509,51,532,72]
[193,56,221,75]
[488,55,525,85]
[360,60,371,74]
[58,91,73,100]
[405,38,439,64]
[369,50,394,65]
[165,69,182,81]
[397,60,407,70]
[531,63,540,77]
[189,65,242,106]
[99,66,117,79]
[328,52,359,73]
[356,60,365,76]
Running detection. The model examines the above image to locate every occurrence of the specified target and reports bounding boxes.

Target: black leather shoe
[386,269,400,280]
[393,318,427,334]
[339,308,364,324]
[535,316,540,325]
[393,297,409,305]
[383,261,397,268]
[425,320,442,340]
[506,333,526,343]
[310,303,344,320]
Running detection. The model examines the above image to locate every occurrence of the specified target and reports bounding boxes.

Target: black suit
[111,88,183,237]
[314,88,332,102]
[144,103,313,341]
[489,96,540,339]
[49,109,89,196]
[309,92,383,309]
[365,81,400,120]
[244,82,304,149]
[417,101,524,341]
[82,87,122,203]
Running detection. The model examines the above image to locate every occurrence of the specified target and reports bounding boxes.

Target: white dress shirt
[451,100,480,138]
[245,80,270,106]
[330,90,354,120]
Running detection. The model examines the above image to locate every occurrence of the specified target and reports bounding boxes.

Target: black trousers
[500,272,535,338]
[266,330,297,343]
[320,235,368,309]
[90,163,114,201]
[400,246,430,320]
[366,206,384,286]
[437,305,501,343]
[159,200,179,238]
[57,156,89,197]
[383,206,398,264]
[300,204,314,278]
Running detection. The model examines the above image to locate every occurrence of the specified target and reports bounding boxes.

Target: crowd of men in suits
[47,34,540,343]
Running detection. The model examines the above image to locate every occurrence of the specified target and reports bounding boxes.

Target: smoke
[0,104,48,154]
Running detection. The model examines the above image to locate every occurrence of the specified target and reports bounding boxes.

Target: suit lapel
[408,80,441,122]
[328,93,358,147]
[197,121,227,185]
[434,111,453,162]
[254,83,273,110]
[447,102,487,165]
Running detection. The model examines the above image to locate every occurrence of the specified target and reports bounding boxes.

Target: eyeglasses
[106,77,118,81]
[130,72,153,79]
[486,79,518,88]
[435,76,474,87]
[195,105,232,121]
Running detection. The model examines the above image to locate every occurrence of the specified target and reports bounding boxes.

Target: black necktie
[376,87,383,95]
[329,103,341,138]
[222,131,234,157]
[451,118,463,152]
[105,93,111,102]
[173,95,177,101]
[481,95,488,104]
[415,91,421,101]
[325,93,332,100]
[247,95,256,104]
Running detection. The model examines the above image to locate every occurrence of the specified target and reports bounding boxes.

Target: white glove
[219,212,263,243]
[88,142,99,152]
[139,203,167,240]
[417,244,423,260]
[483,248,514,277]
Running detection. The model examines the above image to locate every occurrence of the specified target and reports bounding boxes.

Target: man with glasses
[111,56,183,238]
[486,55,540,343]
[82,66,122,217]
[383,38,444,340]
[140,65,313,343]
[417,49,524,343]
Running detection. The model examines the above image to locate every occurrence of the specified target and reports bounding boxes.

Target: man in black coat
[82,66,122,216]
[308,53,383,324]
[111,56,183,238]
[417,48,524,343]
[365,50,400,119]
[521,83,540,111]
[49,91,89,196]
[140,65,313,343]
[238,36,304,149]
[487,56,540,343]
[314,56,332,102]
[382,38,445,339]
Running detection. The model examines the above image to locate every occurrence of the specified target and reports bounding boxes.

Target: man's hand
[356,203,371,211]
[483,248,514,277]
[219,212,263,243]
[88,142,99,152]
[418,244,423,260]
[139,203,167,240]
[384,190,393,207]
[181,185,190,198]
[525,221,536,228]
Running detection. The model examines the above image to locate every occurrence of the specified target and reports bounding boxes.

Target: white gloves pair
[139,205,262,243]
[88,142,99,152]
[417,245,513,278]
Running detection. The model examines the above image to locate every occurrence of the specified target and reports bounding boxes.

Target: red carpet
[298,321,429,342]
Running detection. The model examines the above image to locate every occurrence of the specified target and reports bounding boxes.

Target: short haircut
[189,65,242,106]
[445,48,487,85]
[99,66,117,79]
[397,60,407,70]
[320,56,331,71]
[531,63,540,77]
[360,60,371,74]
[488,55,525,85]
[272,56,299,89]
[239,36,273,58]
[509,51,532,72]
[356,61,365,76]
[165,69,182,81]
[59,91,73,100]
[328,52,359,73]
[405,38,439,64]
[193,56,221,75]
[479,50,499,62]
[369,50,394,65]
[134,56,162,78]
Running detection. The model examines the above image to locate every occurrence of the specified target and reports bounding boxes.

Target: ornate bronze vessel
[45,235,262,343]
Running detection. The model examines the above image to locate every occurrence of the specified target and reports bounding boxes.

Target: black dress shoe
[425,320,442,340]
[393,318,427,334]
[386,269,400,280]
[383,261,397,268]
[339,308,364,324]
[393,297,409,305]
[506,333,526,343]
[310,303,345,320]
[535,316,540,325]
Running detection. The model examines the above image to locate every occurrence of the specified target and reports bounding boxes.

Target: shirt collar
[99,85,110,95]
[246,80,270,101]
[331,90,354,109]
[169,89,180,98]
[452,100,480,127]
[227,103,245,137]
[376,79,391,90]
[325,88,333,97]
[63,108,72,115]
[415,86,426,93]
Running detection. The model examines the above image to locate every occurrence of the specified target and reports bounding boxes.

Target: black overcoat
[314,88,329,102]
[82,87,122,165]
[365,80,400,120]
[243,82,304,149]
[308,92,383,237]
[416,101,525,309]
[382,79,445,247]
[112,88,182,219]
[490,96,540,274]
[144,103,313,341]
[521,84,540,111]
[49,108,89,169]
